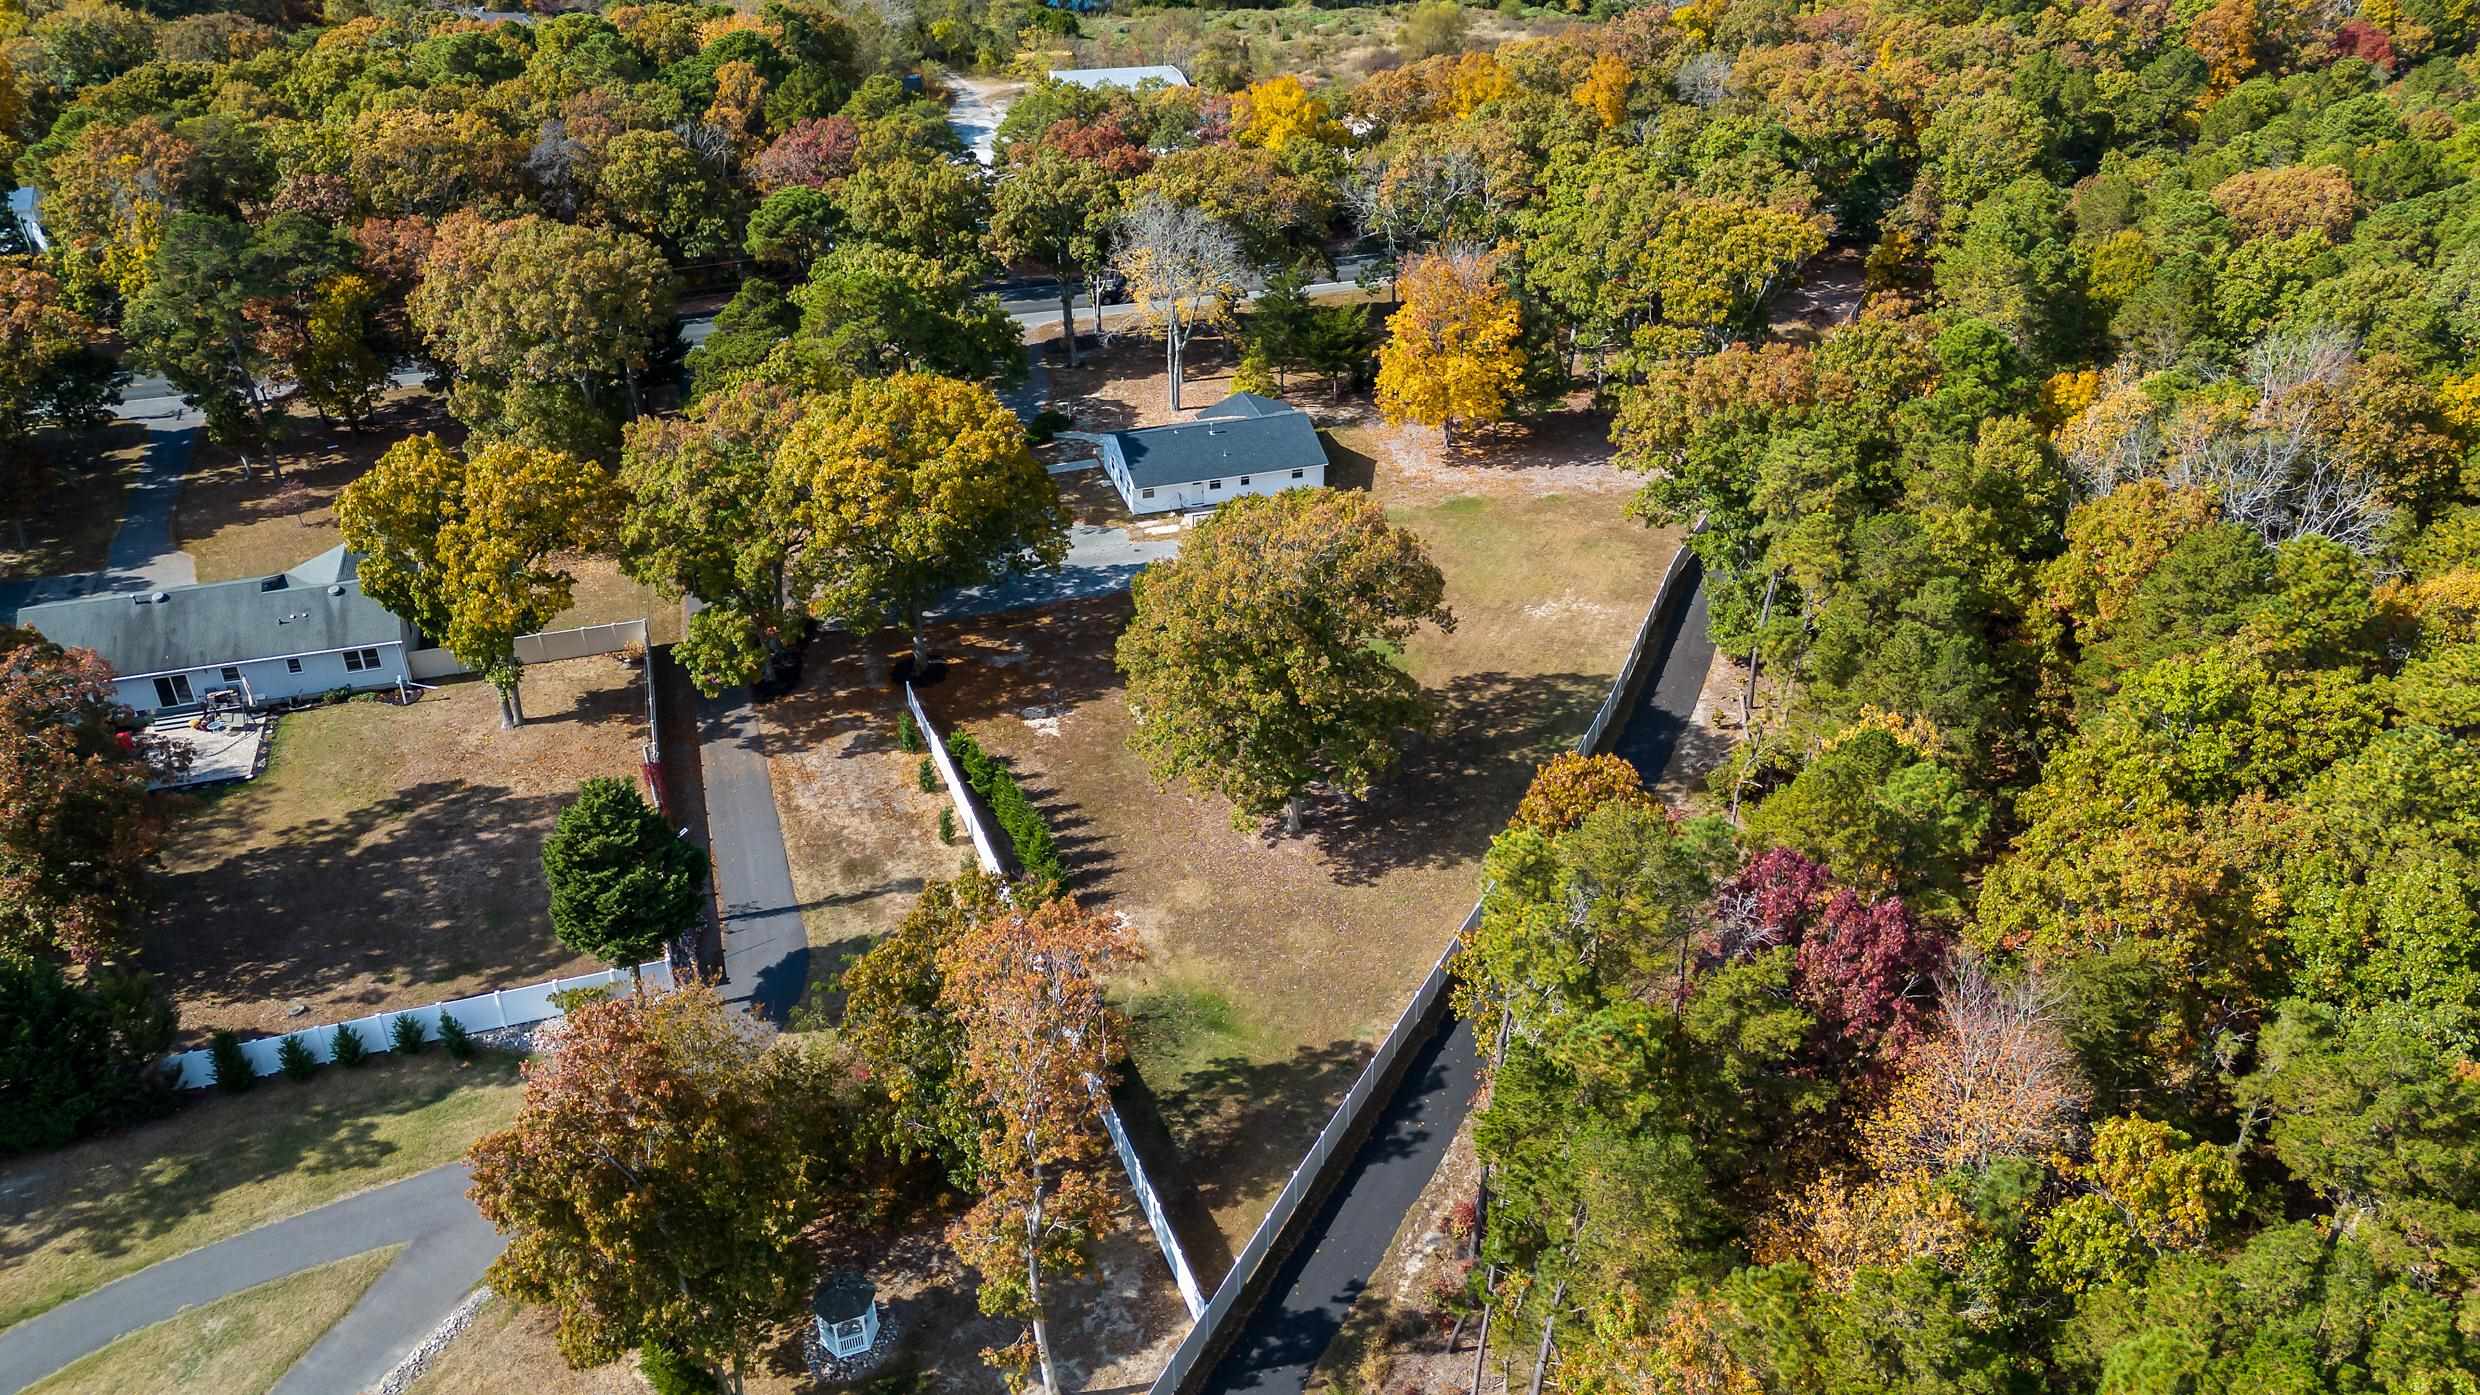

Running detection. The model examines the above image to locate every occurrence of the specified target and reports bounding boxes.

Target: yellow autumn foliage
[1235,75,1346,153]
[1376,248,1524,439]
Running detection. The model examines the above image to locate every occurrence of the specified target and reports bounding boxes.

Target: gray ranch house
[16,546,461,717]
[1096,393,1330,515]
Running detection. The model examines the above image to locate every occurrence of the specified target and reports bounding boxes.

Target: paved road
[1202,1015,1479,1395]
[1199,564,1716,1395]
[695,679,809,1024]
[933,503,1182,621]
[0,1164,501,1395]
[1609,556,1716,781]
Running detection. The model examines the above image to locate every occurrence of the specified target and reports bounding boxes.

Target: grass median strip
[23,1245,401,1395]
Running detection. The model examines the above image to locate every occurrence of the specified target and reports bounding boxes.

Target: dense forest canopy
[8,0,2480,1384]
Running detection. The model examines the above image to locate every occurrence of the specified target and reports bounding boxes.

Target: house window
[1140,488,1155,499]
[1209,479,1223,490]
[219,666,241,684]
[342,647,383,673]
[1239,476,1251,486]
[153,674,194,707]
[1291,469,1305,479]
[286,658,303,674]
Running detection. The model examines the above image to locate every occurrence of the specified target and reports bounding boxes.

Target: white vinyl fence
[906,682,1211,1319]
[165,959,675,1090]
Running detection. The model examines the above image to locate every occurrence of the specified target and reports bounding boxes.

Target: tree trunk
[1028,1189,1061,1395]
[1059,275,1080,368]
[1088,273,1107,344]
[1527,1276,1565,1395]
[1469,1267,1496,1395]
[909,605,932,669]
[1284,792,1302,836]
[1166,302,1183,414]
[498,681,525,729]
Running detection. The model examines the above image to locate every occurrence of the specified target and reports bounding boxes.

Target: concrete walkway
[0,1164,501,1395]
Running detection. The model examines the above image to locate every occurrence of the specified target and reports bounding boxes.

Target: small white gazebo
[812,1274,880,1360]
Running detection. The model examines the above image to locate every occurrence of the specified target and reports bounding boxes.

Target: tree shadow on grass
[146,779,584,1043]
[1153,1040,1372,1224]
[0,1053,517,1286]
[919,595,1131,731]
[1302,669,1609,887]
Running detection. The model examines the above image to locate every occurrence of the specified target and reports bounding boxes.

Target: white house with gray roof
[1096,392,1329,515]
[16,547,430,716]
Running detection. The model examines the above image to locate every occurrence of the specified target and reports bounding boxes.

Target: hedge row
[944,730,1066,894]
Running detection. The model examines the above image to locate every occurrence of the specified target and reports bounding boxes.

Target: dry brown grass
[24,1246,401,1395]
[175,391,458,585]
[173,391,678,643]
[145,658,652,1041]
[0,1052,522,1332]
[758,639,967,1014]
[901,409,1675,1246]
[403,1295,648,1395]
[0,423,148,581]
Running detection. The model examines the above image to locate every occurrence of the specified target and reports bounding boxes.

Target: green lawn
[25,1248,401,1395]
[0,1053,522,1332]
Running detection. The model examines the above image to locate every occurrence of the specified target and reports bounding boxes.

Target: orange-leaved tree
[467,986,856,1395]
[940,896,1140,1395]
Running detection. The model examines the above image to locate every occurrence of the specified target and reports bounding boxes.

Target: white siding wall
[117,644,410,716]
[1123,463,1325,515]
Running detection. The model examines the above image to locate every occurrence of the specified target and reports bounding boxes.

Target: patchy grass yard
[24,1247,401,1395]
[761,636,975,1017]
[173,390,678,642]
[144,658,651,1041]
[174,391,456,586]
[410,1207,1184,1395]
[909,402,1676,1247]
[0,423,148,581]
[0,1052,521,1332]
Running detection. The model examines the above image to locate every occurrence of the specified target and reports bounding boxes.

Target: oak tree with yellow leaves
[337,434,616,728]
[771,372,1069,667]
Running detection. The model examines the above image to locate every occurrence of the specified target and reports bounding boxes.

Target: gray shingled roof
[1109,406,1327,490]
[16,546,405,679]
[1196,392,1289,420]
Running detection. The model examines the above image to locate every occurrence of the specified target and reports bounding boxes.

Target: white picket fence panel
[165,959,675,1090]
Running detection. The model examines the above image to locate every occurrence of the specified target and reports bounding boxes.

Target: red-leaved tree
[0,628,157,965]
